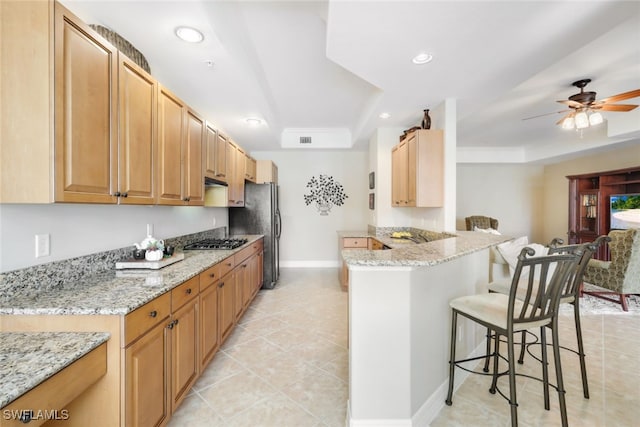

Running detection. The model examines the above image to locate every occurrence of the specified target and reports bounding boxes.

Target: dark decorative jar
[421,109,431,130]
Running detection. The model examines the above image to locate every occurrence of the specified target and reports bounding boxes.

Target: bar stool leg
[552,319,569,427]
[517,330,527,364]
[507,332,519,427]
[540,326,550,410]
[573,299,589,398]
[483,327,492,372]
[489,331,500,394]
[445,310,458,406]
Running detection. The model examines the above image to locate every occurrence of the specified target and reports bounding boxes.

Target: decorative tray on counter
[115,253,184,270]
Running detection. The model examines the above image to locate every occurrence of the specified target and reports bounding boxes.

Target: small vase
[421,109,431,130]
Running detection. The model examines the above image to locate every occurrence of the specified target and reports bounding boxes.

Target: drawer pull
[149,310,157,318]
[209,273,216,278]
[226,262,232,266]
[186,288,192,295]
[218,282,225,288]
[167,320,176,329]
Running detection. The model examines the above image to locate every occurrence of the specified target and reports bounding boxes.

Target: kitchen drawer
[251,239,263,253]
[369,238,384,250]
[343,237,367,248]
[233,246,253,264]
[125,292,171,346]
[172,276,199,312]
[200,263,221,292]
[219,256,235,278]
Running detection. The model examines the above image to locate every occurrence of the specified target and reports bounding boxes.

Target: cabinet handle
[186,288,192,295]
[113,191,121,197]
[167,320,175,329]
[184,197,190,202]
[242,264,247,268]
[174,319,179,326]
[209,273,216,278]
[218,282,225,288]
[149,310,157,318]
[226,262,232,267]
[122,192,128,198]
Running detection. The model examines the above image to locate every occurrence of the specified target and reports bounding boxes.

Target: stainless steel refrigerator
[229,182,281,289]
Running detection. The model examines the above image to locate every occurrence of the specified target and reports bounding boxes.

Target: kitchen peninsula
[341,230,509,426]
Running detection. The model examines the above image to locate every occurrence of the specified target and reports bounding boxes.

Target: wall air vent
[281,128,352,149]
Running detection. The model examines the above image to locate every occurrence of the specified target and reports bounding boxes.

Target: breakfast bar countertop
[0,235,263,317]
[0,331,110,408]
[340,230,510,268]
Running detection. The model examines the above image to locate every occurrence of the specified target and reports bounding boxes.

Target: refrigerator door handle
[275,209,282,239]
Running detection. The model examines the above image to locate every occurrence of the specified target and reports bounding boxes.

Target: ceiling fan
[525,79,640,130]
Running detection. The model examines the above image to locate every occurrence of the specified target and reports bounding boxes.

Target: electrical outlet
[35,234,50,258]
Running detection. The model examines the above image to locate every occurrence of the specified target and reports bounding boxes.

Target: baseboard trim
[280,260,340,268]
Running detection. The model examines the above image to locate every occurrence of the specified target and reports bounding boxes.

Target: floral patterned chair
[582,228,640,311]
[465,215,499,231]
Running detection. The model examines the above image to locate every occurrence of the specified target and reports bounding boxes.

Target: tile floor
[168,268,640,427]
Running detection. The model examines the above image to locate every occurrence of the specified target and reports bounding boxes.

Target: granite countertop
[0,235,263,316]
[0,331,110,408]
[340,230,510,267]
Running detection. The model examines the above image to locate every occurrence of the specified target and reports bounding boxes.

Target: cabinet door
[118,56,156,205]
[184,109,204,206]
[234,144,246,206]
[234,265,244,319]
[254,251,264,297]
[406,135,417,206]
[125,321,169,427]
[170,298,198,411]
[397,140,409,205]
[199,283,219,370]
[54,3,117,203]
[215,133,228,182]
[157,86,184,205]
[204,123,217,180]
[241,261,253,310]
[227,141,238,205]
[218,274,235,342]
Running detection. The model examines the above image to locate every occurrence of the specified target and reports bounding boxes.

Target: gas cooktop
[183,238,248,251]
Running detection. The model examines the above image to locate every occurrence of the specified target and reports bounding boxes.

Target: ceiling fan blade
[522,110,568,121]
[557,99,584,108]
[598,89,640,104]
[595,104,638,112]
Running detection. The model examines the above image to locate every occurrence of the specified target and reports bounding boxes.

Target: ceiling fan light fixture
[574,111,589,129]
[589,111,603,126]
[561,116,575,130]
[175,26,204,43]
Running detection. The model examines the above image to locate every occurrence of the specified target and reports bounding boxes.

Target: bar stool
[445,246,582,427]
[484,236,608,399]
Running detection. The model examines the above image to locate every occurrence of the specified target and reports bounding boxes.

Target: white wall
[456,164,545,242]
[252,150,369,267]
[0,204,227,272]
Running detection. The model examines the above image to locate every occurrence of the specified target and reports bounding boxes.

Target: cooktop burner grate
[183,238,248,250]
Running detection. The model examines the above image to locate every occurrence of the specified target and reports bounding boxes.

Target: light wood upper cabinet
[157,87,204,206]
[245,154,257,183]
[204,124,228,183]
[391,129,443,207]
[256,160,278,184]
[157,86,185,205]
[54,3,118,204]
[118,56,157,204]
[227,140,246,207]
[184,109,205,206]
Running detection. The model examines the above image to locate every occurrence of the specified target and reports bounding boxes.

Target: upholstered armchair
[582,228,640,311]
[465,215,499,231]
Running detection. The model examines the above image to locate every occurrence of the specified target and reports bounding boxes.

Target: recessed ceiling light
[379,112,391,119]
[412,52,433,65]
[175,26,204,43]
[245,117,263,127]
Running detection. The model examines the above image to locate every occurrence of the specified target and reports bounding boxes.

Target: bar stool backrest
[508,247,582,331]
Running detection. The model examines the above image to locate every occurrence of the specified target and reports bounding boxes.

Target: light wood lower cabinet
[199,264,220,370]
[218,270,236,344]
[170,296,198,410]
[125,320,169,427]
